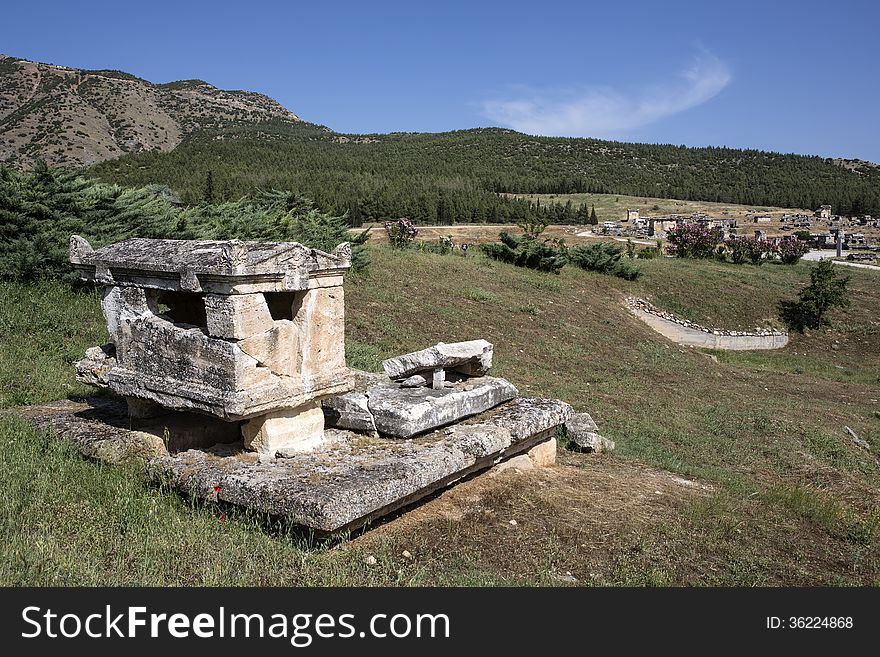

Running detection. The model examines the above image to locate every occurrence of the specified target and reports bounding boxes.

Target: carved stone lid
[70,235,351,293]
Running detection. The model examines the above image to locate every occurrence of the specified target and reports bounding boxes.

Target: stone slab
[16,398,240,461]
[70,236,352,294]
[366,376,518,438]
[17,395,572,534]
[382,339,493,379]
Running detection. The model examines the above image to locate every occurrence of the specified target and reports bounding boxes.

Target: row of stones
[624,297,787,337]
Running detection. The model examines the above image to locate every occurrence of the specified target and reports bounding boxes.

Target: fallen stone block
[322,390,377,435]
[75,345,116,388]
[564,412,615,453]
[398,374,428,388]
[382,339,493,379]
[368,376,518,438]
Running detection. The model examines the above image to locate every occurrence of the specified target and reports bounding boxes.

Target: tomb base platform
[15,395,570,534]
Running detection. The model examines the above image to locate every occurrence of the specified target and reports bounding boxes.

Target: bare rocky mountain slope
[0,55,301,167]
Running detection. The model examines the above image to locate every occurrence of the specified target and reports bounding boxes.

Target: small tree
[796,260,850,327]
[516,218,547,239]
[589,205,598,225]
[568,242,641,280]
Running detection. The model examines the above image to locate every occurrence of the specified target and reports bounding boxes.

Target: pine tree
[203,170,214,203]
[589,205,598,225]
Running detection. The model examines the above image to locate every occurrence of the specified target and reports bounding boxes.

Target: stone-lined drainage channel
[624,297,789,351]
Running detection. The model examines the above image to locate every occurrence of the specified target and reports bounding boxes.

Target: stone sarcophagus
[71,235,354,454]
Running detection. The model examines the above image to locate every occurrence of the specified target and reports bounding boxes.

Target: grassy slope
[507,191,807,221]
[1,250,878,585]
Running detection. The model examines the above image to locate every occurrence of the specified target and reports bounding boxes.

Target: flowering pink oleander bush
[776,236,810,264]
[725,235,774,265]
[665,223,723,259]
[384,217,418,248]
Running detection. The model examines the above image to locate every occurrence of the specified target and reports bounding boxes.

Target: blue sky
[3,0,878,161]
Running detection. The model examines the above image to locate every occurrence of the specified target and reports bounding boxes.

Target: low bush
[666,223,723,259]
[567,242,641,280]
[725,235,773,265]
[777,236,810,264]
[383,217,418,249]
[481,232,566,274]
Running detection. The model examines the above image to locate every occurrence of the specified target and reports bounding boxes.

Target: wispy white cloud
[479,51,731,138]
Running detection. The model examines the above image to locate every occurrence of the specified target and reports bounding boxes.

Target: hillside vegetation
[4,55,878,224]
[92,121,880,225]
[0,164,367,282]
[0,55,301,167]
[1,246,878,585]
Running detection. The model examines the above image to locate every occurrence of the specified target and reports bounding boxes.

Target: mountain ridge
[0,54,301,167]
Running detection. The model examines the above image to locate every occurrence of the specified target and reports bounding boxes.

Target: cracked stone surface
[70,235,352,294]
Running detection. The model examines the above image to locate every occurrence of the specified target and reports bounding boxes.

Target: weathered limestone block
[75,345,116,387]
[368,376,518,438]
[294,286,347,393]
[72,236,354,425]
[23,392,576,533]
[569,430,615,453]
[491,454,534,474]
[204,293,274,339]
[399,374,428,388]
[382,339,493,379]
[476,397,573,441]
[527,438,557,467]
[71,236,351,295]
[565,411,598,434]
[101,286,151,346]
[113,315,274,394]
[565,412,615,453]
[238,320,298,377]
[440,423,513,459]
[323,391,377,435]
[241,401,326,455]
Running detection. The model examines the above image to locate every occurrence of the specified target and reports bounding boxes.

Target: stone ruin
[22,235,611,535]
[70,234,352,454]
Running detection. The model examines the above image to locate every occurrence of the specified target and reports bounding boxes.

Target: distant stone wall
[624,297,789,351]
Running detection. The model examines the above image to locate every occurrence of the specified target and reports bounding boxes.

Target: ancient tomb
[19,235,612,535]
[70,235,353,454]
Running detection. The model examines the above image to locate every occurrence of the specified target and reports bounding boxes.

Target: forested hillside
[91,120,880,225]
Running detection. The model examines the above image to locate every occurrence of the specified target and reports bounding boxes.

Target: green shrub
[567,242,641,280]
[481,232,566,274]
